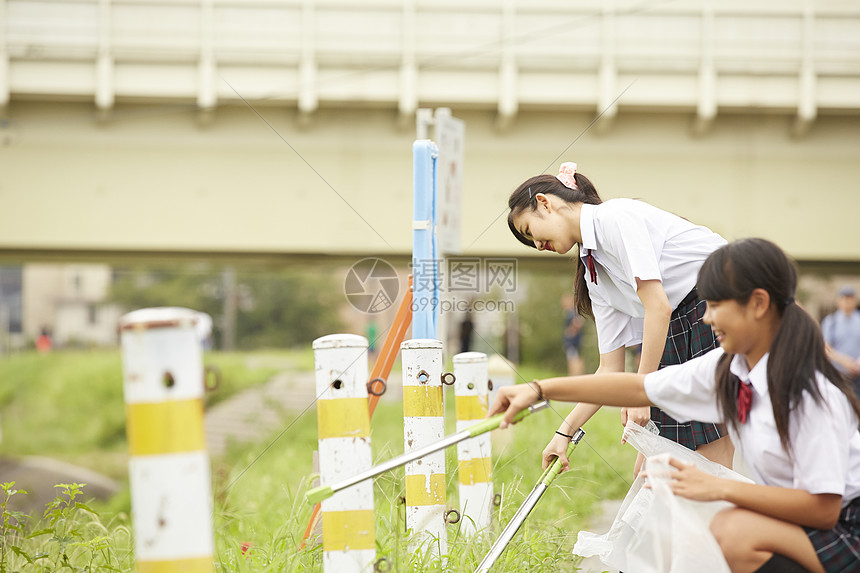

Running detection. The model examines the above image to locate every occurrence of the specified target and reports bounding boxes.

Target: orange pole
[368,276,412,417]
[300,504,321,550]
[301,276,413,548]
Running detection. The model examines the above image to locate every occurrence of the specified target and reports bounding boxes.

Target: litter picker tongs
[305,400,552,505]
[475,428,586,573]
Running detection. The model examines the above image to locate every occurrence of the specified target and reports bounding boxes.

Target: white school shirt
[579,199,726,354]
[644,348,860,505]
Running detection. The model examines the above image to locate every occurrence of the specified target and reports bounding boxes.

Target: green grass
[0,349,292,476]
[0,349,635,572]
[213,399,634,571]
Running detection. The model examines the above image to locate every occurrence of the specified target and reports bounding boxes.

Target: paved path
[0,456,121,516]
[204,370,403,457]
[205,370,316,456]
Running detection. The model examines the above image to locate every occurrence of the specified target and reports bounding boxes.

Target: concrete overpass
[1,0,860,268]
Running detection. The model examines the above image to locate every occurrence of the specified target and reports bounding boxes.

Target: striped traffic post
[312,334,376,572]
[453,352,493,535]
[119,307,214,573]
[401,338,447,555]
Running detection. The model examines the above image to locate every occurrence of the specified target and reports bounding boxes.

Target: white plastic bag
[573,422,752,573]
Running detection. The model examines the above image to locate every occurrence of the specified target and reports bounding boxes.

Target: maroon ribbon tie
[737,381,753,424]
[586,249,598,284]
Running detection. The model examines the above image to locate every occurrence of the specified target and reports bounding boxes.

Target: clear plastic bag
[572,422,752,573]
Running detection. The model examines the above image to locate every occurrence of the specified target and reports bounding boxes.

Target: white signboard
[434,108,465,255]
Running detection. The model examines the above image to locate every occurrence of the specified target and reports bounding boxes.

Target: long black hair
[697,238,860,455]
[507,172,602,318]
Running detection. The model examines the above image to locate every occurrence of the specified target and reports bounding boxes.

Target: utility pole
[221,267,236,351]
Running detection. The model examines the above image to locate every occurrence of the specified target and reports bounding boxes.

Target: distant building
[21,264,122,348]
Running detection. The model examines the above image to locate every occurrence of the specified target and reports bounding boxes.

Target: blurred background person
[561,293,585,376]
[35,327,52,353]
[195,311,213,350]
[822,286,860,395]
[366,319,378,358]
[459,312,474,354]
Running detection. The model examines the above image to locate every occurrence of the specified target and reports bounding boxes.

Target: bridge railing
[3,0,860,121]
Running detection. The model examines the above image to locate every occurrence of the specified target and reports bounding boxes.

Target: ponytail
[573,256,592,319]
[699,238,860,455]
[507,171,603,318]
[768,303,857,454]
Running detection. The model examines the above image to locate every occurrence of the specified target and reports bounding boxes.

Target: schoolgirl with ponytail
[490,238,860,572]
[508,163,733,475]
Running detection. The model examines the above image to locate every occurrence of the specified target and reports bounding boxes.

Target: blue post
[412,139,439,340]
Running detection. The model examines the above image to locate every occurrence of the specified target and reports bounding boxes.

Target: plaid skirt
[650,289,725,451]
[804,497,860,572]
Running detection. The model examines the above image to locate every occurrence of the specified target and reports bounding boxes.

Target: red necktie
[737,381,753,424]
[586,249,598,284]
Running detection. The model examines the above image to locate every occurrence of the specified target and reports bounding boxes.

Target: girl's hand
[542,433,572,472]
[620,406,652,443]
[665,458,724,502]
[487,383,540,428]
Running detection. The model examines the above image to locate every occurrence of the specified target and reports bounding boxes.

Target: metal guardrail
[3,0,859,121]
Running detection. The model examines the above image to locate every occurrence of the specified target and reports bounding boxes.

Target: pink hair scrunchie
[556,162,578,190]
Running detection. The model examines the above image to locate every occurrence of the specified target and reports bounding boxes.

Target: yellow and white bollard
[119,307,214,573]
[401,338,447,555]
[453,352,493,536]
[313,334,376,572]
